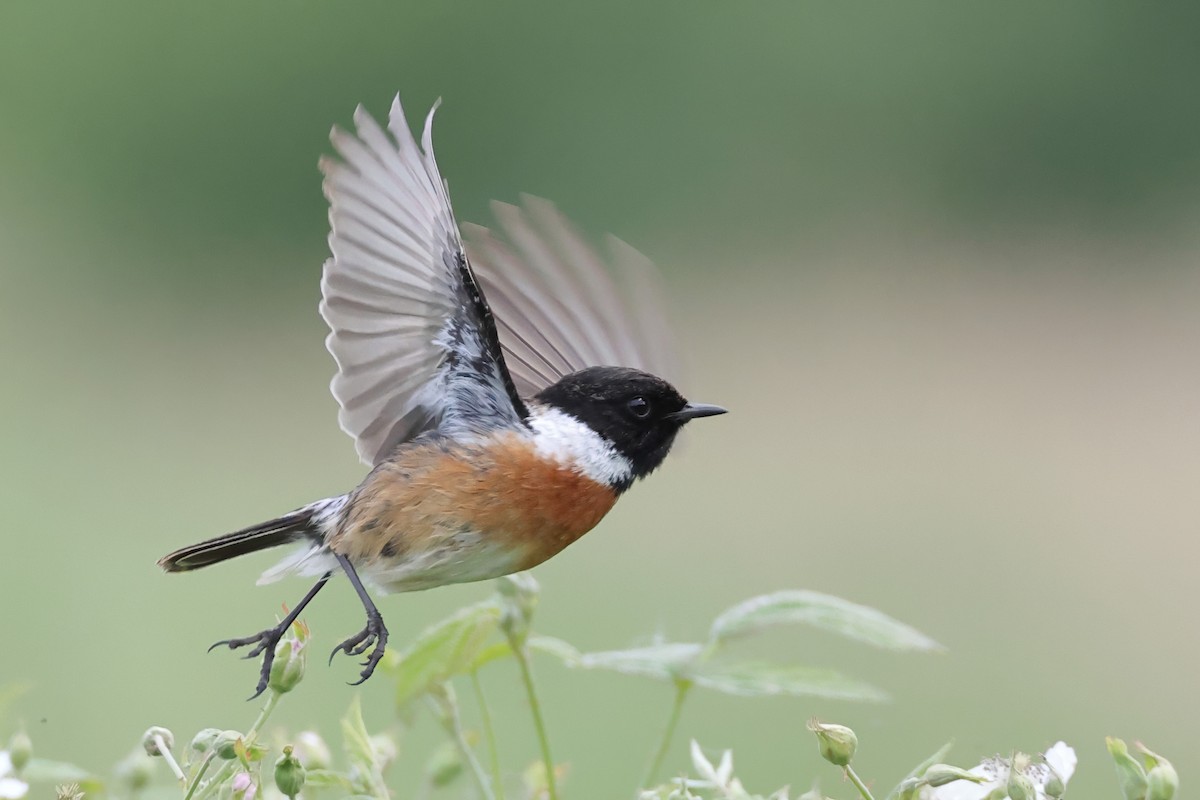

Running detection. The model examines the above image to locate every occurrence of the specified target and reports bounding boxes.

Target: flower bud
[1007,768,1036,800]
[1107,737,1149,800]
[806,720,857,767]
[1043,761,1067,800]
[214,730,245,760]
[274,745,306,798]
[498,572,540,639]
[231,771,257,799]
[8,729,31,773]
[294,730,331,771]
[268,622,308,695]
[141,726,174,757]
[1137,743,1178,800]
[190,728,222,753]
[923,764,984,788]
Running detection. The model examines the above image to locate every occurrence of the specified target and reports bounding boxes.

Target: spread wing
[320,97,527,466]
[463,196,680,399]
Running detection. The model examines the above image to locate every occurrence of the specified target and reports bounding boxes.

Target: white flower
[922,742,1076,800]
[0,752,29,800]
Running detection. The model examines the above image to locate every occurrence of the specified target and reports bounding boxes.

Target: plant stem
[430,688,496,800]
[506,632,558,800]
[845,765,876,800]
[182,753,215,800]
[471,669,506,800]
[642,679,691,790]
[247,689,282,739]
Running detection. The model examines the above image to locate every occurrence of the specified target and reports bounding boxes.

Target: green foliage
[382,599,503,711]
[0,578,1177,799]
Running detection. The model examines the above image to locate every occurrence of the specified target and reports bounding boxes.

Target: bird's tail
[157,497,345,573]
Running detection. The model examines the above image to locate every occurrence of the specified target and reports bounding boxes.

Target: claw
[207,625,287,701]
[330,612,389,685]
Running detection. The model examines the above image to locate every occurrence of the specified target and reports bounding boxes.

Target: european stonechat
[159,96,726,697]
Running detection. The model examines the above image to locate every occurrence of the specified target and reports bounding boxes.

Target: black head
[534,366,726,488]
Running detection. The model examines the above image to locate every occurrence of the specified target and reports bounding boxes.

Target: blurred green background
[2,1,1198,795]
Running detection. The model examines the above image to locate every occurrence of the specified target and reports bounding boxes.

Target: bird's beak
[668,402,728,422]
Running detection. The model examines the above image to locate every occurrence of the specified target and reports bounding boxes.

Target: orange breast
[332,434,618,575]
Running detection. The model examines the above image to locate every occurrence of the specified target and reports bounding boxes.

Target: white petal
[715,749,734,784]
[1044,741,1077,784]
[928,774,998,800]
[0,777,27,799]
[0,752,10,776]
[690,740,719,782]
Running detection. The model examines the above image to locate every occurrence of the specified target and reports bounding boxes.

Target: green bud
[498,572,540,639]
[806,720,857,767]
[190,728,221,753]
[426,740,465,788]
[141,726,174,757]
[115,750,154,793]
[1137,743,1178,800]
[1044,762,1066,799]
[213,730,245,760]
[894,777,923,800]
[268,621,309,694]
[294,730,331,771]
[1001,753,1035,800]
[1044,771,1066,799]
[8,729,32,773]
[1007,769,1036,800]
[1107,737,1148,800]
[922,764,985,788]
[274,745,306,798]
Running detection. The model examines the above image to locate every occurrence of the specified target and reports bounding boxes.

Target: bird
[158,95,727,698]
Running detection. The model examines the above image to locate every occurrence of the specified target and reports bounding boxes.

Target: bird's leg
[329,553,389,685]
[209,571,332,700]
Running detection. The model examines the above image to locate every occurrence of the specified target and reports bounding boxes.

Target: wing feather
[321,96,525,466]
[465,197,680,398]
[320,95,680,465]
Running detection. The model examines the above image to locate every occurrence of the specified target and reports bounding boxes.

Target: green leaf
[885,741,954,800]
[341,695,376,774]
[690,661,888,702]
[575,642,703,681]
[385,600,503,708]
[710,590,942,651]
[528,634,582,666]
[304,769,355,789]
[470,640,514,670]
[467,633,582,671]
[22,757,93,783]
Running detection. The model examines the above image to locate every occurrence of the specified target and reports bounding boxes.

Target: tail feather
[158,500,336,573]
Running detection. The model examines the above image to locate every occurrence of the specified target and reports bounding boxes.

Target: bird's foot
[209,624,288,700]
[328,610,389,685]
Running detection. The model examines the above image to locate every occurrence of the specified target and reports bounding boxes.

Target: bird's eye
[627,396,651,419]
